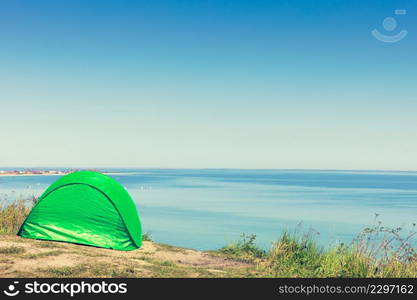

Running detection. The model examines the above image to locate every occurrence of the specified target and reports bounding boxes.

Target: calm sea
[1,169,416,250]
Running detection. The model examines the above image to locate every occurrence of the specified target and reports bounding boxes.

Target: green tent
[18,170,142,251]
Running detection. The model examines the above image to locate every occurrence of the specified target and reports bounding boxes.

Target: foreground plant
[221,221,417,277]
[0,196,37,234]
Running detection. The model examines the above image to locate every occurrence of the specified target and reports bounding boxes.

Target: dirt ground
[0,235,253,278]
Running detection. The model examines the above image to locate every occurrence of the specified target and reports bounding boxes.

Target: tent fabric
[18,171,142,251]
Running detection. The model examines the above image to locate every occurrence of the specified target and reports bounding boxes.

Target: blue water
[1,169,416,250]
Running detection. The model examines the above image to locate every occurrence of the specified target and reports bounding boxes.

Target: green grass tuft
[219,234,266,261]
[44,265,87,277]
[0,246,25,254]
[23,250,64,259]
[142,232,152,242]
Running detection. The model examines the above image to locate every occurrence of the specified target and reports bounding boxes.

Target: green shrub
[219,234,266,260]
[219,221,417,277]
[0,196,37,234]
[142,232,153,242]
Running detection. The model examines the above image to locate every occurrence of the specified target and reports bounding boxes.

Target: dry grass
[0,196,37,234]
[0,246,25,254]
[0,235,251,278]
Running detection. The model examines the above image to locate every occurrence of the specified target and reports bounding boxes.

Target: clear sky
[1,0,416,170]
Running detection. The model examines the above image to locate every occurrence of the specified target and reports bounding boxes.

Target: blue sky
[1,0,416,169]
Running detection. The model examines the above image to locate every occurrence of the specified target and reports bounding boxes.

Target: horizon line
[0,166,416,173]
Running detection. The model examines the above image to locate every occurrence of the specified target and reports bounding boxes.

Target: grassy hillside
[1,197,416,278]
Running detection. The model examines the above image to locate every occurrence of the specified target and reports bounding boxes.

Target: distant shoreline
[0,170,73,177]
[0,171,139,177]
[0,173,67,177]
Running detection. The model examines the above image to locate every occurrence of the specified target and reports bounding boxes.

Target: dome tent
[18,171,142,251]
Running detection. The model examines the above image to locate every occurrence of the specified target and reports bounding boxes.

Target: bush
[0,196,37,234]
[220,222,417,277]
[142,232,153,242]
[219,234,266,260]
